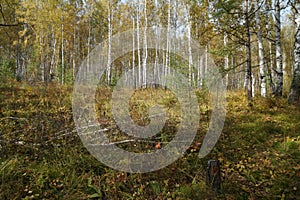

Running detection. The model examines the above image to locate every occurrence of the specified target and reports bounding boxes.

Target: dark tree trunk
[206,160,221,193]
[245,0,253,107]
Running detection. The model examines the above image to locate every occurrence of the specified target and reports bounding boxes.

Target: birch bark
[274,0,283,96]
[288,1,300,103]
[245,0,253,106]
[255,0,267,97]
[107,1,112,85]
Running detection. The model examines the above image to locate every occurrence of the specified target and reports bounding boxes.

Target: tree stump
[206,160,221,192]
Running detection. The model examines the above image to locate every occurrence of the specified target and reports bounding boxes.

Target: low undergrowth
[1,81,299,199]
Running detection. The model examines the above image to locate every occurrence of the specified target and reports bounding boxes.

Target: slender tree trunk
[198,52,202,88]
[224,34,229,88]
[154,0,159,85]
[132,11,136,88]
[187,3,193,86]
[188,23,193,86]
[16,24,26,82]
[205,44,209,79]
[72,21,76,81]
[61,15,65,85]
[173,0,179,87]
[288,1,300,103]
[137,2,141,86]
[87,19,91,78]
[255,0,267,97]
[245,0,253,106]
[252,74,255,97]
[142,0,148,86]
[50,27,57,81]
[107,1,112,85]
[15,43,23,81]
[274,0,283,96]
[232,55,236,89]
[165,0,171,86]
[269,41,275,92]
[40,34,45,83]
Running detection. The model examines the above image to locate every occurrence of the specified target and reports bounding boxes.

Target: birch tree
[269,41,275,91]
[224,34,229,88]
[188,21,193,86]
[165,0,171,83]
[288,0,300,103]
[132,2,136,88]
[61,10,65,84]
[154,0,159,85]
[136,1,141,86]
[107,0,112,85]
[232,55,237,89]
[255,0,267,97]
[273,0,283,96]
[245,0,253,105]
[210,0,254,106]
[142,0,148,86]
[264,0,275,91]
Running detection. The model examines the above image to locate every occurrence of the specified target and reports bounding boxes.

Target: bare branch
[0,23,20,27]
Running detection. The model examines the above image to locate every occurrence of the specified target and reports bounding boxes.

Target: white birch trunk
[269,41,275,91]
[232,56,236,89]
[50,33,56,80]
[132,11,136,88]
[40,34,44,83]
[107,1,112,85]
[61,14,64,85]
[274,0,283,96]
[142,0,148,86]
[165,0,171,80]
[87,19,91,78]
[188,24,193,86]
[72,22,76,81]
[252,74,255,97]
[198,52,203,88]
[255,0,267,97]
[288,1,300,103]
[137,2,141,86]
[154,27,158,84]
[205,44,209,77]
[154,0,159,85]
[224,34,229,88]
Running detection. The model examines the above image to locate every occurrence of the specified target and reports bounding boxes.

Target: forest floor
[0,80,299,200]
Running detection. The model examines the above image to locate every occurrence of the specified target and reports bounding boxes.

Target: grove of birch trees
[0,0,299,104]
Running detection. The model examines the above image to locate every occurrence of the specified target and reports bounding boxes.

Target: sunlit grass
[1,82,299,199]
